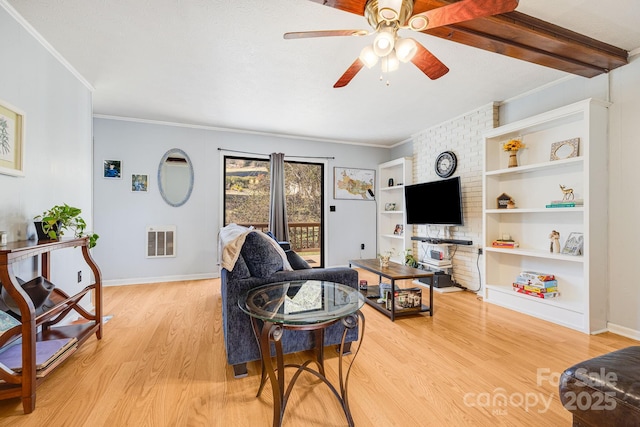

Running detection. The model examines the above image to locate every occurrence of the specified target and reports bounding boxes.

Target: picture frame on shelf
[333,167,375,200]
[550,137,580,161]
[561,232,584,256]
[104,160,122,179]
[393,224,403,235]
[131,174,148,192]
[0,99,25,177]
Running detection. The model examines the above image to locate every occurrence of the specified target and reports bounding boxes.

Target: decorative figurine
[507,198,516,209]
[559,184,575,201]
[549,230,560,253]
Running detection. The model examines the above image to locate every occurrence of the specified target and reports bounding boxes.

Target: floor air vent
[147,226,176,258]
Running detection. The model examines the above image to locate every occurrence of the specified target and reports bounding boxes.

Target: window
[224,156,324,267]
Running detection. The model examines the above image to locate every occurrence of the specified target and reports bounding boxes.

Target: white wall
[500,55,640,338]
[608,56,640,337]
[0,4,93,294]
[410,104,498,290]
[92,117,390,285]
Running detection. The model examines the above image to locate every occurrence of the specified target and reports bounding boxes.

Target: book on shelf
[514,278,558,289]
[546,199,583,208]
[546,203,580,208]
[513,283,558,293]
[0,311,20,338]
[514,287,559,299]
[0,337,78,372]
[549,199,584,205]
[492,240,519,248]
[517,271,556,282]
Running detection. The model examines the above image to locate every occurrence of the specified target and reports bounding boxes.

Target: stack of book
[546,199,584,208]
[0,337,78,377]
[492,239,519,248]
[512,271,559,298]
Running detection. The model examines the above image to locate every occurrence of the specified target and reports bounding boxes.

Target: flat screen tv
[405,177,464,225]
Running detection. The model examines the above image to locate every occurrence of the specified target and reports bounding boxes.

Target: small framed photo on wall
[131,174,148,192]
[104,160,122,179]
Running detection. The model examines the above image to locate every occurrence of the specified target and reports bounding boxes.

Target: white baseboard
[607,322,640,341]
[103,272,218,287]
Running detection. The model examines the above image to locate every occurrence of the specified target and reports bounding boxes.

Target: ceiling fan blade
[409,0,518,31]
[410,40,449,80]
[284,29,369,39]
[333,59,365,88]
[308,0,367,16]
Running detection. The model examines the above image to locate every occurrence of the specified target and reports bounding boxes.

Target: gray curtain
[269,153,289,242]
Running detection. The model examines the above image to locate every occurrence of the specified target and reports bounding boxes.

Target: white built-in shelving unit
[377,158,412,265]
[482,98,609,334]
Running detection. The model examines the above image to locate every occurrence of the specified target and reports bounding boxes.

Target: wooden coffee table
[349,258,434,321]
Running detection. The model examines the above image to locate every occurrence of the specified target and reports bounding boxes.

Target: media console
[411,236,473,245]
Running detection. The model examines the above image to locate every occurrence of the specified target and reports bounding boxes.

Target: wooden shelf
[377,158,412,261]
[0,237,103,414]
[482,98,608,334]
[485,156,583,176]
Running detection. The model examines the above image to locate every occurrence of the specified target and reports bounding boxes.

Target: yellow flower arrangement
[503,138,525,151]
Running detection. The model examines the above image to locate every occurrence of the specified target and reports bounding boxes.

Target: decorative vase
[379,256,390,268]
[34,221,61,241]
[508,151,518,168]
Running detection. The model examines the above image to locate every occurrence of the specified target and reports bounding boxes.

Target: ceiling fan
[284,0,519,88]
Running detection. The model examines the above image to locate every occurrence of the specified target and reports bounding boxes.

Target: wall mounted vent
[147,225,176,258]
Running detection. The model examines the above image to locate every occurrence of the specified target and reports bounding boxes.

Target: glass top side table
[239,280,365,427]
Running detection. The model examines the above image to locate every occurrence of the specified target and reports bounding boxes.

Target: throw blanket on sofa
[218,223,292,272]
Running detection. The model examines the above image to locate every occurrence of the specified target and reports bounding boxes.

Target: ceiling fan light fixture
[378,0,402,21]
[381,51,399,73]
[408,15,429,31]
[373,29,395,57]
[395,37,417,63]
[359,45,379,68]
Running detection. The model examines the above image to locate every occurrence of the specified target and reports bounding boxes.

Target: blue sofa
[220,231,359,377]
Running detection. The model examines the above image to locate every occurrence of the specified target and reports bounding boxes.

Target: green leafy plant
[35,204,99,248]
[405,249,419,268]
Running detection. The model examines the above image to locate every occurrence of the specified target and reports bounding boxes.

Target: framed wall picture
[334,167,375,200]
[0,99,26,177]
[131,174,148,192]
[104,160,122,179]
[561,232,584,256]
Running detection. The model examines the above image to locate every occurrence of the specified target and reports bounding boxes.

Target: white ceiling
[6,0,640,147]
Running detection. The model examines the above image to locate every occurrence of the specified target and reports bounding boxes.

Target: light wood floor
[0,270,636,426]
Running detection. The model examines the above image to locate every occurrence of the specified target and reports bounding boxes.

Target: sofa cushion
[286,250,311,270]
[231,254,251,279]
[240,232,283,278]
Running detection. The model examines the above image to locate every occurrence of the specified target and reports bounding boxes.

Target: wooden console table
[349,259,434,321]
[0,237,102,413]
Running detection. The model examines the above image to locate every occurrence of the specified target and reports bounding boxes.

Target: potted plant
[34,204,99,248]
[377,249,395,268]
[404,249,419,268]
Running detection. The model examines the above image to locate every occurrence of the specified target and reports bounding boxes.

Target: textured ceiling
[5,0,640,146]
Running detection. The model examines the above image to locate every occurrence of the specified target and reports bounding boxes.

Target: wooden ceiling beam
[308,0,629,77]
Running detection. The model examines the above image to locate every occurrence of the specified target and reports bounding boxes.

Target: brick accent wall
[411,103,498,291]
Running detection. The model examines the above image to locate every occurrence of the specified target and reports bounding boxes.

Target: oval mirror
[158,148,194,207]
